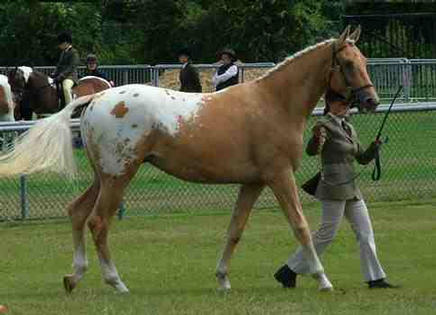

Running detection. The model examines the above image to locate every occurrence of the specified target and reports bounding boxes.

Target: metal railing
[1,103,435,221]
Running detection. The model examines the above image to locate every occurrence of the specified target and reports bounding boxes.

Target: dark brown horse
[0,27,379,293]
[7,66,111,120]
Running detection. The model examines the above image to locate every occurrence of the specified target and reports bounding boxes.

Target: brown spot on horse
[110,101,129,118]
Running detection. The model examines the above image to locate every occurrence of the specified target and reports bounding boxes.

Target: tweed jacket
[179,62,202,93]
[307,113,378,200]
[54,45,80,83]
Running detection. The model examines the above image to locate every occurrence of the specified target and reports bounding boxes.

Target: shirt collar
[327,112,344,125]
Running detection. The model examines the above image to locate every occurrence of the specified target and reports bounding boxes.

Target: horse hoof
[216,273,231,291]
[63,275,76,293]
[313,273,333,292]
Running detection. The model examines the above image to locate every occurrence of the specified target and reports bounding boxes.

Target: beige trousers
[62,78,74,105]
[286,199,386,282]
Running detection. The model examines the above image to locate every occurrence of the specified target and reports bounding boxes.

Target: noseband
[327,42,373,107]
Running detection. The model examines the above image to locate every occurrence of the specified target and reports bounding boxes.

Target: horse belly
[145,129,260,184]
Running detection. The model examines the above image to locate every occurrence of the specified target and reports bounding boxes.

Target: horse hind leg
[216,183,264,290]
[87,167,139,293]
[63,178,100,293]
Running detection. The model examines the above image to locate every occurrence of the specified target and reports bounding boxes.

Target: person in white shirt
[212,48,239,91]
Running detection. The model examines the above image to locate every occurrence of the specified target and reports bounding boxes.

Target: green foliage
[0,1,102,66]
[0,0,343,65]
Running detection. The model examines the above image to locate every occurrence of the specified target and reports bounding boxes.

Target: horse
[7,67,112,120]
[0,74,14,122]
[0,26,379,293]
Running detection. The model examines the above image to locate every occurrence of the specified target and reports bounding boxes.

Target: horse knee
[88,216,106,238]
[292,223,311,244]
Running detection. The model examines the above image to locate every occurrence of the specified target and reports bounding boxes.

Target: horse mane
[256,38,338,81]
[18,66,33,83]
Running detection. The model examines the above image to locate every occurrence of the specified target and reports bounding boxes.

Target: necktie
[342,120,351,136]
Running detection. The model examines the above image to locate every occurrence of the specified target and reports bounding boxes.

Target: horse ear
[338,25,351,45]
[349,25,361,43]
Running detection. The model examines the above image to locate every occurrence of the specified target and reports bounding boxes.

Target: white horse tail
[0,94,94,178]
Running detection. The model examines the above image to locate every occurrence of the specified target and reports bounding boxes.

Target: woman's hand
[312,125,326,143]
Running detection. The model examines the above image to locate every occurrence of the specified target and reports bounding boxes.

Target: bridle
[327,42,374,108]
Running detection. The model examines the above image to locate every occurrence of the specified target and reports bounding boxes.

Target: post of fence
[403,60,411,102]
[123,69,129,85]
[117,201,126,220]
[20,174,29,219]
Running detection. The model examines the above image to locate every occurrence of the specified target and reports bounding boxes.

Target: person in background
[52,31,80,108]
[212,48,239,91]
[178,48,202,93]
[274,89,398,290]
[84,54,114,86]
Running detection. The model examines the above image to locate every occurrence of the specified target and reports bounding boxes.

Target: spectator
[212,48,239,91]
[84,54,114,86]
[178,48,202,93]
[52,31,80,108]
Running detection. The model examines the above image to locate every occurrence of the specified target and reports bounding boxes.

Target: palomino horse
[0,74,14,122]
[7,67,112,120]
[0,26,379,293]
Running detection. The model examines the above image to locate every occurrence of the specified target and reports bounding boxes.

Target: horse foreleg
[63,180,99,293]
[216,183,264,290]
[88,175,131,293]
[268,171,332,291]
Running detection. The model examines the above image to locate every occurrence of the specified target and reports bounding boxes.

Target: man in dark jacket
[212,48,239,91]
[53,31,80,108]
[84,54,114,86]
[178,48,202,93]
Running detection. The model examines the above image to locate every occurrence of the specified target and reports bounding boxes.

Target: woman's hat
[57,31,72,44]
[218,48,237,61]
[86,54,98,63]
[177,48,192,59]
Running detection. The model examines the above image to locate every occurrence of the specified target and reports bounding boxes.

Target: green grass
[1,199,436,314]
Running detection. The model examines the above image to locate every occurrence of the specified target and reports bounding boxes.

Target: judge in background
[212,48,239,91]
[178,48,202,93]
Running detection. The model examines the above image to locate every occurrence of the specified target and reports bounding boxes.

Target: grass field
[1,199,436,314]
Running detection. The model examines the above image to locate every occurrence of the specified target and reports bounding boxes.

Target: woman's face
[178,54,189,64]
[220,54,232,65]
[329,100,350,117]
[87,62,97,71]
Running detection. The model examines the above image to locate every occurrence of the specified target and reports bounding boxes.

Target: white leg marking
[216,260,231,291]
[99,257,129,293]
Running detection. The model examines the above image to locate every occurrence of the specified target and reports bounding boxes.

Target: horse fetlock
[73,262,88,276]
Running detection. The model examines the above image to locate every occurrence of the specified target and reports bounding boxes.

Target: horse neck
[27,71,58,111]
[259,41,333,118]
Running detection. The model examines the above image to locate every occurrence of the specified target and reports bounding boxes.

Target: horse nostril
[365,97,379,108]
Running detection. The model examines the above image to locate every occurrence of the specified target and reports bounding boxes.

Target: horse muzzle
[356,88,379,113]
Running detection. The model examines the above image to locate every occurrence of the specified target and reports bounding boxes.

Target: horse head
[7,66,27,104]
[327,25,379,112]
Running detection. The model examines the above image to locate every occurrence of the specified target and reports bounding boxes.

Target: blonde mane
[257,38,336,81]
